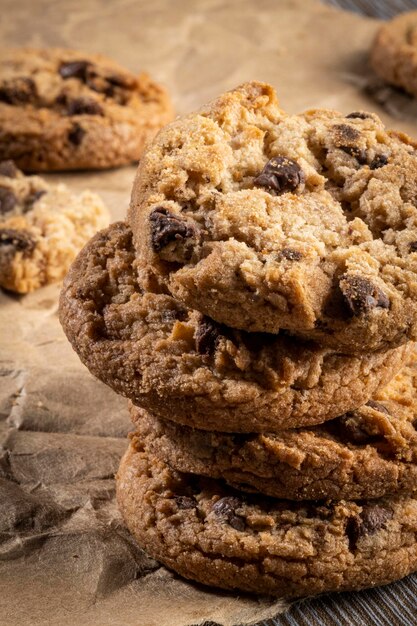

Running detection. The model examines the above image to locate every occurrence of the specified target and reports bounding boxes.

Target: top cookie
[371,11,417,98]
[129,81,417,353]
[0,48,173,171]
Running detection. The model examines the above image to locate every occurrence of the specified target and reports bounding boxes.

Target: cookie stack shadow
[59,81,417,598]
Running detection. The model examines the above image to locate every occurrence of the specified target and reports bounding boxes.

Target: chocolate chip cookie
[0,161,109,293]
[0,48,173,170]
[116,439,417,598]
[130,348,417,500]
[59,222,408,432]
[129,81,417,353]
[371,11,417,98]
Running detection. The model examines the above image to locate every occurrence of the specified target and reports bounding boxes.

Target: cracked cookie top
[59,222,408,432]
[129,81,417,353]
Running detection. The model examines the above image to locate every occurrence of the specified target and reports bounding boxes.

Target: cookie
[130,349,417,500]
[128,81,417,353]
[59,222,409,433]
[370,11,417,98]
[116,439,417,598]
[0,161,109,293]
[0,48,173,171]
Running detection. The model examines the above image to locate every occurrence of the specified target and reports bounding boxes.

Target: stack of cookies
[60,81,417,599]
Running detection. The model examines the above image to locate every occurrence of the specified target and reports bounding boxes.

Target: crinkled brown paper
[1,1,417,625]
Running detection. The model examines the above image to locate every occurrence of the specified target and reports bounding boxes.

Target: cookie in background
[0,160,109,293]
[0,48,173,171]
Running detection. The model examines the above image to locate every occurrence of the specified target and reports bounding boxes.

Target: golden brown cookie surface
[59,222,409,432]
[116,440,417,598]
[130,349,417,501]
[129,81,417,353]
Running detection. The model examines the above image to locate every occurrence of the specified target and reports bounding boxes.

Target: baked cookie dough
[116,440,417,598]
[59,221,409,433]
[130,349,417,500]
[371,11,417,98]
[0,161,109,293]
[0,48,173,171]
[129,81,417,353]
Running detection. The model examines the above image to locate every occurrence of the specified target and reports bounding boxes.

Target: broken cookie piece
[0,162,109,293]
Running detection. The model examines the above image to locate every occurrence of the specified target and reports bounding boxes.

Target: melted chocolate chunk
[0,187,17,214]
[254,157,304,195]
[279,248,303,261]
[339,274,390,317]
[0,160,18,178]
[346,112,373,120]
[409,241,417,253]
[68,123,86,146]
[0,228,36,255]
[369,154,389,170]
[0,77,36,105]
[149,207,195,252]
[346,504,393,551]
[336,412,382,445]
[212,496,245,531]
[339,145,368,164]
[66,97,104,116]
[175,495,196,510]
[195,316,223,355]
[366,400,390,415]
[23,189,46,212]
[334,124,361,142]
[59,60,91,81]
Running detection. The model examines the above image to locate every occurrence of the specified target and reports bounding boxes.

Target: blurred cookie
[116,439,417,598]
[130,349,417,500]
[0,161,109,292]
[371,11,417,98]
[129,81,417,353]
[59,221,409,433]
[0,48,173,170]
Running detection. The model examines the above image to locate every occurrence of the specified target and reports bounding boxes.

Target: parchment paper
[1,1,417,625]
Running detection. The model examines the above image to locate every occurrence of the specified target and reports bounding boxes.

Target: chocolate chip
[66,97,104,116]
[369,154,388,170]
[346,504,393,550]
[334,124,361,142]
[68,123,86,146]
[0,77,36,105]
[195,316,223,355]
[23,189,46,211]
[0,187,17,214]
[149,207,195,253]
[279,248,303,261]
[212,496,245,531]
[59,60,91,81]
[0,160,18,178]
[366,400,390,415]
[339,274,390,317]
[409,241,417,253]
[174,496,196,510]
[0,228,36,255]
[336,412,381,445]
[339,145,368,164]
[346,112,373,120]
[254,157,304,195]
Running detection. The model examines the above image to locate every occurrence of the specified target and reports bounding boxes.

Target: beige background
[1,1,417,625]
